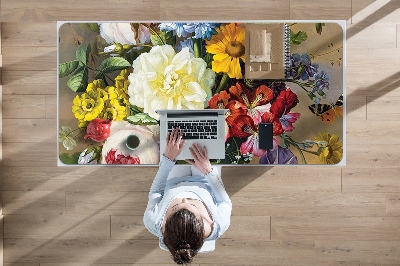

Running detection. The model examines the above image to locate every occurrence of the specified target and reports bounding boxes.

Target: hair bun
[179,242,191,250]
[174,247,193,264]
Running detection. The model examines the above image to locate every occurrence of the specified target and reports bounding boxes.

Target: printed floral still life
[59,22,343,165]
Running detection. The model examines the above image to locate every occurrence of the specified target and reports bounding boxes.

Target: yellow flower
[314,131,343,164]
[102,98,127,121]
[72,90,104,122]
[114,69,131,105]
[205,23,245,79]
[86,79,109,102]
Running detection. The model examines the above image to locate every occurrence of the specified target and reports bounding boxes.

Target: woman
[144,127,232,264]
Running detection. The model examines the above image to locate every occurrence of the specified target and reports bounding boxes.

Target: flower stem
[193,38,202,58]
[215,72,229,94]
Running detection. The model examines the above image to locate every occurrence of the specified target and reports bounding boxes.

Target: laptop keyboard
[168,120,218,139]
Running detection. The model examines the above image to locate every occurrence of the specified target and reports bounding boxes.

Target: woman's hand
[185,144,212,175]
[164,127,186,161]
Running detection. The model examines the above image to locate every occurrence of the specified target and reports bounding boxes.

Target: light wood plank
[367,96,400,120]
[2,95,47,119]
[160,0,290,20]
[4,214,110,240]
[2,191,65,215]
[66,191,148,216]
[41,259,200,266]
[4,238,316,265]
[351,0,375,24]
[2,142,58,167]
[343,168,400,193]
[222,216,270,241]
[273,216,400,241]
[347,23,397,49]
[386,194,400,216]
[2,51,57,71]
[110,216,154,240]
[2,119,56,143]
[316,240,400,264]
[4,263,39,266]
[346,95,366,119]
[346,143,400,168]
[0,0,161,22]
[223,166,341,194]
[232,192,386,217]
[290,0,351,20]
[2,166,157,192]
[45,95,57,119]
[1,22,56,47]
[1,70,56,95]
[346,120,400,144]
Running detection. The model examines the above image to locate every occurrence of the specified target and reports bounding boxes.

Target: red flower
[208,90,231,109]
[229,114,258,138]
[105,149,141,164]
[270,88,299,119]
[229,82,274,109]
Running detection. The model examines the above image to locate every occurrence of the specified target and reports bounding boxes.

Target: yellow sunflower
[205,23,245,79]
[314,131,343,164]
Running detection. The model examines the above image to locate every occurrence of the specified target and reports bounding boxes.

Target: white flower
[99,23,150,45]
[78,148,98,164]
[101,121,160,164]
[127,45,216,119]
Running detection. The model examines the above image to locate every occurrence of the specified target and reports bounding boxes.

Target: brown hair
[163,208,206,264]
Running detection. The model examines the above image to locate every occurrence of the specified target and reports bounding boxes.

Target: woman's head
[163,208,206,264]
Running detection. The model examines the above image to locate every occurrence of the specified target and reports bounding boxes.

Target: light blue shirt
[144,155,232,241]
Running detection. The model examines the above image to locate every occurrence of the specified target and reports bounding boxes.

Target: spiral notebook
[245,23,290,79]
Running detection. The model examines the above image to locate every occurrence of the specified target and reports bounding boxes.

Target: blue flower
[177,38,194,54]
[193,23,219,40]
[159,23,196,37]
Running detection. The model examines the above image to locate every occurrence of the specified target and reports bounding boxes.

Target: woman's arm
[205,167,232,237]
[143,128,186,236]
[143,154,175,236]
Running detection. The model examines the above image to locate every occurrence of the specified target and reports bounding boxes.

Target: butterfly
[308,94,343,125]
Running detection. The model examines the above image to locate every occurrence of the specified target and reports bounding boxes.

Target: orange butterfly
[308,94,343,125]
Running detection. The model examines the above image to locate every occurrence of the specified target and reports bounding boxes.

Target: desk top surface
[58,21,345,166]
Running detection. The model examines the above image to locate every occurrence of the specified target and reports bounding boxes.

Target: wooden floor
[1,0,400,265]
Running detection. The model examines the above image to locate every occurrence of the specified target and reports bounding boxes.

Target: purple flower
[290,53,319,80]
[259,146,298,164]
[313,70,330,92]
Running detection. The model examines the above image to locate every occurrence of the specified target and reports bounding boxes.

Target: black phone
[258,123,273,149]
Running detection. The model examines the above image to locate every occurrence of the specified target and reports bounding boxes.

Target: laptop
[156,109,228,160]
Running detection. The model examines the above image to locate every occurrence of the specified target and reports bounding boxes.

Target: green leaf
[89,23,100,33]
[59,152,81,164]
[59,60,79,78]
[96,57,131,77]
[150,30,175,46]
[290,30,308,45]
[126,113,159,125]
[76,43,91,66]
[67,67,88,92]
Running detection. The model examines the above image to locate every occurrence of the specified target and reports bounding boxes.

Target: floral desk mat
[58,21,345,165]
